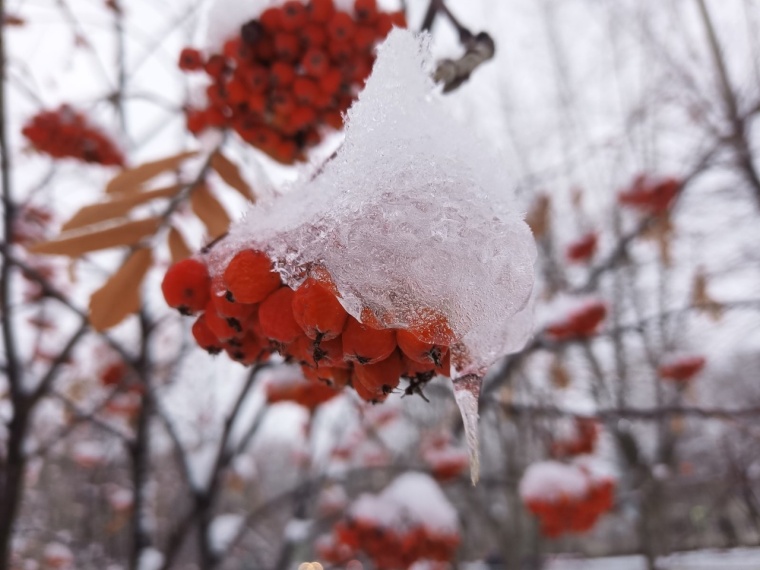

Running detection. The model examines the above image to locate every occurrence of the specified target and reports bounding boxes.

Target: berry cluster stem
[420,0,496,93]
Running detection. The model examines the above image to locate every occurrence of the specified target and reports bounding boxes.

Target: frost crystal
[219,28,536,375]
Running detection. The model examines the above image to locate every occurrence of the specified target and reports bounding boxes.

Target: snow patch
[210,514,244,553]
[519,460,589,502]
[350,472,459,535]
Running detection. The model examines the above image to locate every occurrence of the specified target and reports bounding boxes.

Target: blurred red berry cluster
[618,174,681,215]
[161,250,453,405]
[180,0,406,164]
[550,417,599,458]
[21,105,125,166]
[566,231,598,264]
[317,474,460,568]
[523,464,615,538]
[545,299,607,341]
[421,432,469,482]
[657,354,706,383]
[319,521,459,568]
[265,372,340,410]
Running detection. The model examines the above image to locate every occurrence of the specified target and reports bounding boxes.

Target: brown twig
[695,0,760,209]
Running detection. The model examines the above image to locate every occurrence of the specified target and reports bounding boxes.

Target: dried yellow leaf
[526,194,551,239]
[691,268,723,321]
[211,151,256,202]
[191,183,231,239]
[29,217,161,257]
[106,150,198,195]
[62,185,181,232]
[89,248,153,331]
[167,226,192,263]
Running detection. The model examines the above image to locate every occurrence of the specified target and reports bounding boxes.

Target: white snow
[350,472,459,535]
[382,472,459,534]
[422,444,468,466]
[71,440,106,468]
[284,518,312,542]
[350,493,399,528]
[136,548,164,570]
[519,460,590,502]
[42,543,73,568]
[107,487,134,512]
[210,514,244,553]
[213,29,536,377]
[575,456,617,484]
[543,547,760,569]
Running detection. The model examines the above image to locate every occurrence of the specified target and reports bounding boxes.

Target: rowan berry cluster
[21,106,125,166]
[318,520,459,568]
[161,250,453,404]
[544,299,607,341]
[99,360,143,394]
[618,174,681,214]
[317,474,460,568]
[180,0,406,164]
[550,417,599,458]
[265,372,340,410]
[421,433,469,482]
[657,354,706,383]
[521,462,615,538]
[566,231,598,264]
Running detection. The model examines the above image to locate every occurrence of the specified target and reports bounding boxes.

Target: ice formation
[216,28,536,377]
[210,28,537,483]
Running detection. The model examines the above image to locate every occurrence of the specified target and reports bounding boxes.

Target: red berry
[292,278,348,340]
[258,286,303,343]
[328,11,355,41]
[396,329,448,367]
[281,1,307,31]
[204,302,243,341]
[226,332,268,365]
[223,250,282,304]
[303,23,328,48]
[290,106,317,130]
[271,61,296,88]
[259,7,283,31]
[301,49,330,78]
[178,47,204,71]
[309,0,335,23]
[354,0,378,22]
[192,314,223,354]
[354,350,402,402]
[293,77,320,106]
[342,316,396,364]
[161,258,210,315]
[353,25,377,52]
[274,32,300,62]
[204,54,228,78]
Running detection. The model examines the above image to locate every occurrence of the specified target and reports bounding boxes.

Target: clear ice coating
[217,28,536,374]
[213,29,537,481]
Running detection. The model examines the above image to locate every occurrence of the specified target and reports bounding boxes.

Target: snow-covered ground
[544,547,760,569]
